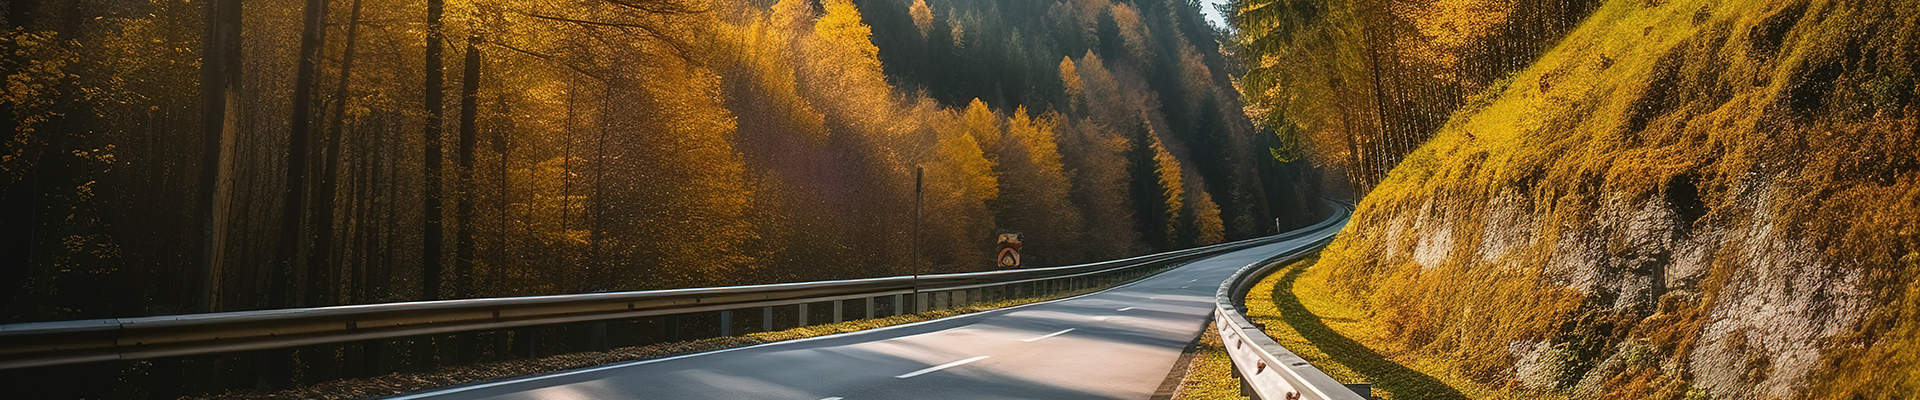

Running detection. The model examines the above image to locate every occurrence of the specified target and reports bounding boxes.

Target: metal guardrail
[1214,199,1372,400]
[0,220,1324,371]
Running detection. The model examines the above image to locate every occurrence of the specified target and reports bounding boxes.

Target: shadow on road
[1269,264,1469,400]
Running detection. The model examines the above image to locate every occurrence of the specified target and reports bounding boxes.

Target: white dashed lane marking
[895,356,990,379]
[1022,328,1075,342]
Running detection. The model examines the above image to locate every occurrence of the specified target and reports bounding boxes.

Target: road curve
[393,223,1342,400]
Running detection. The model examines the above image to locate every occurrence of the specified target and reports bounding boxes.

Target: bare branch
[600,0,710,15]
[522,13,694,61]
[488,40,606,82]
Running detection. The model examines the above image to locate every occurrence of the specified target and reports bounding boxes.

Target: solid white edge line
[894,356,990,379]
[819,397,844,400]
[1021,328,1075,342]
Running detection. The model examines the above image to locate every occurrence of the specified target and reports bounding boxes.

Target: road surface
[395,226,1338,400]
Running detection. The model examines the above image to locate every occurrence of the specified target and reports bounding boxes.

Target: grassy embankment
[1295,0,1918,398]
[1170,254,1564,400]
[1240,255,1569,400]
[1171,323,1244,400]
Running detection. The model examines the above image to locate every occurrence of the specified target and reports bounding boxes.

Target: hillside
[0,0,1325,322]
[1283,0,1919,398]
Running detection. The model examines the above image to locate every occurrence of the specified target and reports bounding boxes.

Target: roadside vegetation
[1246,255,1566,400]
[1171,323,1246,400]
[1233,0,1920,398]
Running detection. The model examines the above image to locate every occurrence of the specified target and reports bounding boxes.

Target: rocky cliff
[1315,0,1920,398]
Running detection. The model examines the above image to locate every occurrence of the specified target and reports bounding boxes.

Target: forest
[0,0,1324,323]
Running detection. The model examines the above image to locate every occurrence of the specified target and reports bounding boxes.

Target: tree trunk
[589,88,608,292]
[0,0,38,321]
[422,0,447,300]
[454,35,481,298]
[1360,4,1392,191]
[197,0,242,312]
[560,78,576,290]
[493,81,511,297]
[274,0,329,309]
[307,0,365,307]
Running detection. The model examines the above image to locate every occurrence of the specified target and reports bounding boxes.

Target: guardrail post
[797,303,809,326]
[832,300,844,323]
[763,307,774,332]
[1239,371,1254,397]
[864,297,875,319]
[514,328,540,358]
[357,339,382,377]
[719,311,733,337]
[893,294,905,316]
[915,293,928,313]
[1347,383,1374,399]
[589,322,610,351]
[262,349,293,389]
[146,357,181,399]
[665,315,681,342]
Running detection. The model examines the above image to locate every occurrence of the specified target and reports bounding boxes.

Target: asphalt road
[394,230,1335,400]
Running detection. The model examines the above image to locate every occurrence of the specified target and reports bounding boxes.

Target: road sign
[997,233,1022,268]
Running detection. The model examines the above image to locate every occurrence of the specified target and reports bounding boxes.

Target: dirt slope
[1314,0,1920,398]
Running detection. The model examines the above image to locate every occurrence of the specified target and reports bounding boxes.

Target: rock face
[1314,0,1920,398]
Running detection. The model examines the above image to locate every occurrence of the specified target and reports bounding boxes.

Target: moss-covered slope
[1316,0,1920,398]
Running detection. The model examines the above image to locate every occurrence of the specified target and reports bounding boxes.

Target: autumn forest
[0,0,1325,323]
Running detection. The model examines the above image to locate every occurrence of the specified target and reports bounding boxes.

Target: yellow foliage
[800,0,898,137]
[1245,256,1571,399]
[910,0,934,37]
[922,104,1001,270]
[940,110,1000,203]
[1110,3,1155,63]
[717,13,828,141]
[1059,56,1084,99]
[1192,190,1225,245]
[1,30,79,185]
[1150,132,1185,240]
[962,98,1002,158]
[1294,0,1920,396]
[1007,107,1070,190]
